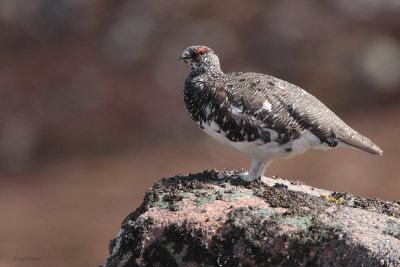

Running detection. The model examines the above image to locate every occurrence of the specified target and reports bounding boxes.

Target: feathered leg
[239,160,269,182]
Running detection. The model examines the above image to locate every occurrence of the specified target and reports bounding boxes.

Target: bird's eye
[196,48,207,55]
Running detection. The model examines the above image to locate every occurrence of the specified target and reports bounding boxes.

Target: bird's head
[180,45,222,75]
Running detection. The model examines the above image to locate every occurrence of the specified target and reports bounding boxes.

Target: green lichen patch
[193,190,219,206]
[255,208,277,217]
[329,221,346,230]
[282,216,313,229]
[223,187,254,201]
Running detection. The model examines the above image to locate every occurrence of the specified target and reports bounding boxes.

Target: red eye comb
[196,48,207,53]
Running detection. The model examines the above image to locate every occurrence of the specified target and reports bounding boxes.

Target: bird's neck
[189,65,223,78]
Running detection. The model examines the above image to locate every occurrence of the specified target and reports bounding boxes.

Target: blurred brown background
[0,0,399,266]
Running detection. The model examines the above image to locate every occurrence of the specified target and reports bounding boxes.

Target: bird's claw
[230,172,260,182]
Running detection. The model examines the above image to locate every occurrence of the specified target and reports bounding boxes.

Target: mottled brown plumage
[180,45,382,181]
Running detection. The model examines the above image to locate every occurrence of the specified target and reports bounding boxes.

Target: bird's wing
[201,73,303,145]
[221,72,382,155]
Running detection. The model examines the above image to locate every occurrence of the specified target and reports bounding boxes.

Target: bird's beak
[180,52,191,60]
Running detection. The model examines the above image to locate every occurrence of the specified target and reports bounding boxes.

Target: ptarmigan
[180,45,383,182]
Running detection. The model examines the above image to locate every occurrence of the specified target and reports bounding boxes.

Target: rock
[103,170,400,267]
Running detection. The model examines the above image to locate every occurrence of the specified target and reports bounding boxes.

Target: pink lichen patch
[137,191,285,246]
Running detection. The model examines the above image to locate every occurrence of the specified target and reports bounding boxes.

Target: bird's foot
[231,172,261,182]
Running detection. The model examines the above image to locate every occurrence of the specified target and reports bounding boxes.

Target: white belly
[202,122,331,162]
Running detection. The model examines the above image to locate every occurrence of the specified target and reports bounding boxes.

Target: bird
[180,45,383,182]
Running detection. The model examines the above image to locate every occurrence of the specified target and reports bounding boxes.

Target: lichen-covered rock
[103,170,400,267]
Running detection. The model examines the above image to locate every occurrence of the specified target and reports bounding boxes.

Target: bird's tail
[338,133,383,155]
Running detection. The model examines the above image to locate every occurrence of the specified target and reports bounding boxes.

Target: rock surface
[103,170,400,267]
